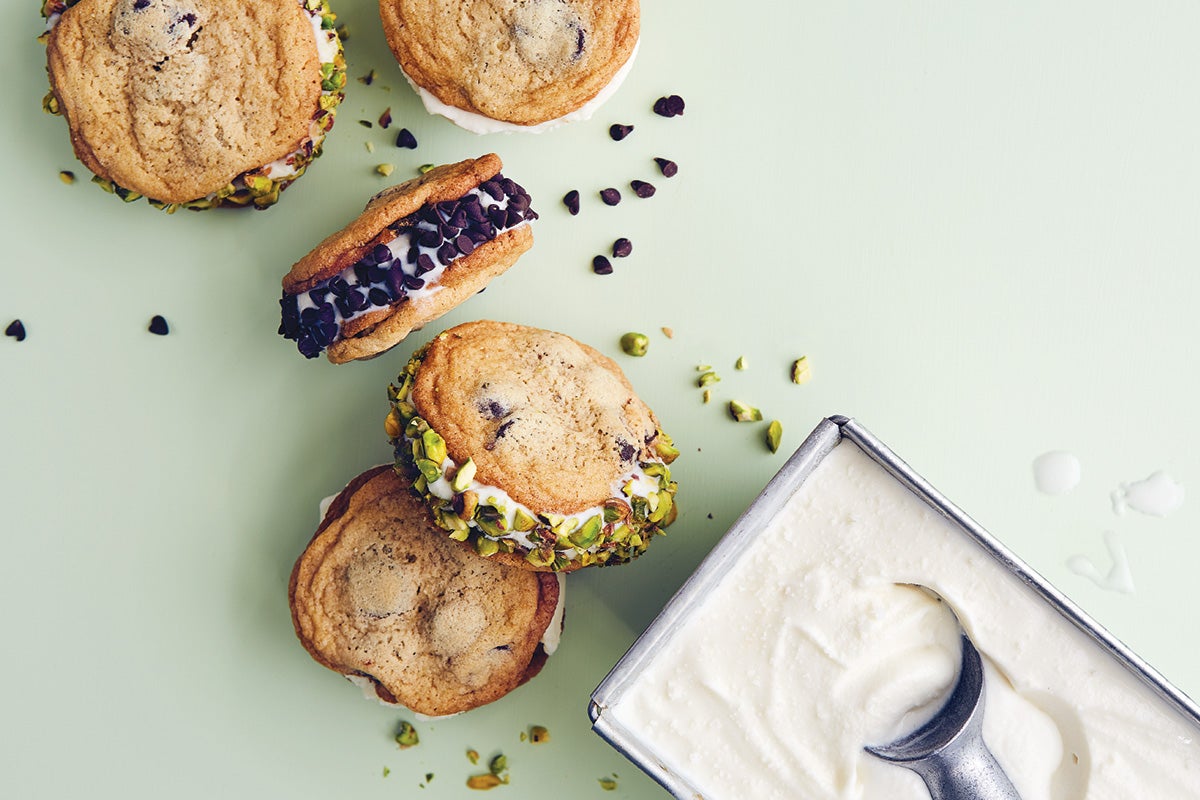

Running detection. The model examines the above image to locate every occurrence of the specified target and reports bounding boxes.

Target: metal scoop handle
[865,634,1021,800]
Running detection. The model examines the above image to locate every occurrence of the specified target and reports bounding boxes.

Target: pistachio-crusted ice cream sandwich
[378,0,640,133]
[41,0,345,210]
[278,154,537,362]
[290,465,562,716]
[386,321,680,573]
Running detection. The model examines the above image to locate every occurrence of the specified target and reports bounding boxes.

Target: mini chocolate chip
[455,234,476,255]
[328,277,351,297]
[481,181,504,201]
[368,287,391,306]
[347,290,368,312]
[395,128,417,149]
[353,263,371,285]
[599,188,621,206]
[435,200,458,220]
[617,439,637,462]
[5,319,26,342]
[592,255,614,275]
[358,120,373,128]
[415,253,435,274]
[387,265,408,296]
[438,222,459,239]
[448,209,468,228]
[368,264,390,284]
[403,275,426,290]
[417,206,440,225]
[308,287,329,305]
[406,245,420,263]
[609,123,634,141]
[372,243,393,264]
[417,228,442,248]
[563,190,580,215]
[133,0,149,9]
[505,208,524,227]
[335,296,353,317]
[500,177,519,196]
[631,180,656,198]
[654,157,679,178]
[467,228,489,245]
[612,238,633,258]
[148,315,169,336]
[487,205,507,227]
[437,241,458,265]
[464,200,487,223]
[573,26,585,59]
[653,94,686,117]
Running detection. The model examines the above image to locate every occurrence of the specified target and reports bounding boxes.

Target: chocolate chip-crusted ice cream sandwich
[378,0,640,133]
[289,465,563,715]
[278,154,536,362]
[386,321,680,573]
[41,0,345,210]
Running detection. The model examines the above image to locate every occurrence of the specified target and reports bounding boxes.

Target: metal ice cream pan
[588,415,1200,799]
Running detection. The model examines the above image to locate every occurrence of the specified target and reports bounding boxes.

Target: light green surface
[4,1,1200,796]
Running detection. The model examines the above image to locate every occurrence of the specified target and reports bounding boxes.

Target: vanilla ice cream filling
[403,39,639,134]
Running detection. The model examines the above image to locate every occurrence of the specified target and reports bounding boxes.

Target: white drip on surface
[1111,471,1185,517]
[1032,451,1081,495]
[1067,531,1136,594]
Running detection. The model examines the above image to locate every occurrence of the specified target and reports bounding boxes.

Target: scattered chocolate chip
[599,187,621,206]
[395,128,417,149]
[148,315,169,336]
[653,94,686,117]
[707,513,713,520]
[358,69,376,86]
[653,157,678,178]
[592,255,614,275]
[562,189,580,215]
[609,123,634,141]
[630,180,656,198]
[378,107,392,129]
[133,0,150,9]
[59,170,75,184]
[358,120,373,128]
[5,319,26,342]
[612,238,633,258]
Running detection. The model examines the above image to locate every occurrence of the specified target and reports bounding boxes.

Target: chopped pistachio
[425,773,434,782]
[529,725,550,744]
[729,400,763,422]
[58,170,75,185]
[376,163,395,177]
[418,163,435,174]
[519,731,527,742]
[661,326,675,339]
[489,754,507,776]
[466,774,506,790]
[383,767,390,778]
[791,355,812,384]
[599,777,618,790]
[619,332,649,357]
[512,507,538,532]
[394,721,419,749]
[474,536,500,557]
[702,389,712,404]
[766,420,783,453]
[451,458,477,492]
[421,430,448,464]
[696,364,712,371]
[697,371,721,387]
[735,355,748,370]
[467,749,480,765]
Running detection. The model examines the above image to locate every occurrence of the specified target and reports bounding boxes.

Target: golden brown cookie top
[379,0,639,126]
[46,0,322,204]
[411,321,664,514]
[289,466,559,716]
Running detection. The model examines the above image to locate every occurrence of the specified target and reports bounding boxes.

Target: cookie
[289,465,563,716]
[42,0,346,210]
[386,321,680,573]
[378,0,639,132]
[278,154,537,363]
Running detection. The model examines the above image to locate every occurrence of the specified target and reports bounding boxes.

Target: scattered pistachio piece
[729,400,763,422]
[425,773,434,783]
[467,774,507,790]
[467,749,480,765]
[519,731,527,742]
[489,754,507,776]
[697,371,721,387]
[376,163,395,177]
[696,364,712,371]
[766,420,783,453]
[394,721,419,749]
[529,725,550,744]
[735,355,748,370]
[418,163,435,174]
[661,326,674,339]
[599,777,618,791]
[383,767,390,778]
[451,458,477,492]
[619,332,649,357]
[792,355,812,384]
[58,170,75,184]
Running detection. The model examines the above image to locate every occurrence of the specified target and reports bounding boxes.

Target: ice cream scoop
[865,629,1021,800]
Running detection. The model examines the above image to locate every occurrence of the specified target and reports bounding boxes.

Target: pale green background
[3,0,1199,797]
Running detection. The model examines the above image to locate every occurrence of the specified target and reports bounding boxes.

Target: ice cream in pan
[590,417,1200,799]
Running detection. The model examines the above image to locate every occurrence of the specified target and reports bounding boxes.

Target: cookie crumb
[609,123,634,141]
[148,315,169,336]
[396,128,418,149]
[599,187,621,206]
[661,326,674,339]
[5,319,26,342]
[376,163,395,177]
